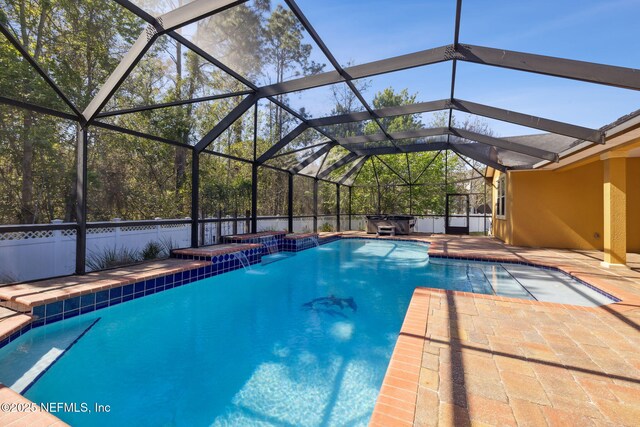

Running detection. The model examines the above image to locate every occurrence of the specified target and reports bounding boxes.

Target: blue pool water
[0,239,614,426]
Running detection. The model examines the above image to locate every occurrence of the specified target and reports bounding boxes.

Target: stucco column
[601,152,627,267]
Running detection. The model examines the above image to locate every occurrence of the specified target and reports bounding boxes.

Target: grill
[365,215,416,235]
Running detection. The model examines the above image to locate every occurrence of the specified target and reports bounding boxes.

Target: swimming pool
[0,239,616,426]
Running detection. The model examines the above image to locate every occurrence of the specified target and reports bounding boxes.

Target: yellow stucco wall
[492,218,510,243]
[491,156,639,252]
[602,155,628,264]
[628,158,640,253]
[488,131,640,253]
[491,162,606,250]
[507,161,604,250]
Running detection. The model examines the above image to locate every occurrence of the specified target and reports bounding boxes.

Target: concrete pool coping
[1,233,639,425]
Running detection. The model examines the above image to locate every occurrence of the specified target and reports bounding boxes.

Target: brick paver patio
[364,233,640,427]
[0,384,68,426]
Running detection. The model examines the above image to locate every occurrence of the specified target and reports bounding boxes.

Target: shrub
[141,241,164,260]
[159,236,177,256]
[319,222,333,232]
[87,246,141,271]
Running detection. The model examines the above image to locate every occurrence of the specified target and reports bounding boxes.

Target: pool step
[0,307,32,343]
[282,233,319,252]
[171,243,263,260]
[429,258,534,299]
[318,232,342,245]
[0,318,100,393]
[502,264,614,306]
[0,299,31,313]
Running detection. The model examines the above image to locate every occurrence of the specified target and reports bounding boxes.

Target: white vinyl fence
[347,214,491,234]
[0,214,491,283]
[0,220,193,283]
[0,226,77,283]
[414,215,491,234]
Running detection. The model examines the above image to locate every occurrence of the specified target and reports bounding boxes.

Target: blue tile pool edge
[0,237,349,350]
[0,321,33,351]
[0,247,263,350]
[282,235,321,252]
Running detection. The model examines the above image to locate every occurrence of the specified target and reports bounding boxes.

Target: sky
[285,0,640,136]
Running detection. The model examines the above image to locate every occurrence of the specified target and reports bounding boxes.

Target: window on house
[496,175,506,218]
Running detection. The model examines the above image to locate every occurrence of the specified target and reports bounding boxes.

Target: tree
[263,5,324,85]
[0,0,140,223]
[0,2,494,229]
[325,73,370,138]
[191,0,268,82]
[349,88,464,215]
[263,5,324,141]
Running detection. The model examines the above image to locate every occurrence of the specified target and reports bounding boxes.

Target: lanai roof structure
[3,2,640,426]
[1,0,640,270]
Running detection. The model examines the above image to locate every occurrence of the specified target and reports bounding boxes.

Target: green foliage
[0,1,490,230]
[159,236,178,255]
[344,90,493,215]
[292,175,315,216]
[86,246,141,271]
[263,5,324,83]
[319,222,333,232]
[318,180,337,215]
[348,90,464,215]
[0,104,76,223]
[0,1,325,225]
[257,167,289,216]
[141,241,164,261]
